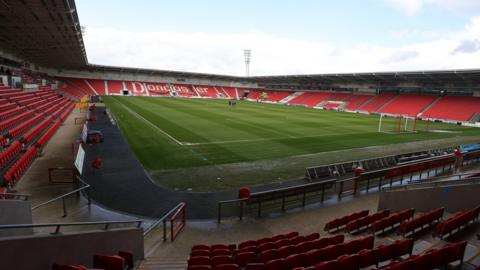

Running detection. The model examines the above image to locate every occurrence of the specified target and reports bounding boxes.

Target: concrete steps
[137,256,187,270]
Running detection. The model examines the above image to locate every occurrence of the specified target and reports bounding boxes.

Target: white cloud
[385,0,424,16]
[385,0,480,16]
[83,16,480,76]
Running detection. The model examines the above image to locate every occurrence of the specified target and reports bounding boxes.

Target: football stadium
[1,0,480,269]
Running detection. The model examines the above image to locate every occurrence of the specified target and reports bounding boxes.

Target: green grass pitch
[103,96,480,175]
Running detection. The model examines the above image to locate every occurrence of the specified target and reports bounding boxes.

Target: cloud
[381,51,419,64]
[385,0,424,16]
[451,39,480,54]
[385,0,480,16]
[83,16,480,76]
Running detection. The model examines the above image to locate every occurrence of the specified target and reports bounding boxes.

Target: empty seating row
[8,93,37,103]
[0,135,7,147]
[0,107,27,121]
[36,121,61,148]
[433,207,480,239]
[0,140,22,167]
[192,234,341,259]
[22,116,54,144]
[324,210,369,232]
[8,114,44,138]
[0,103,16,112]
[374,241,466,270]
[0,110,34,132]
[368,208,415,234]
[3,146,37,185]
[345,210,390,234]
[421,96,480,121]
[378,94,438,117]
[397,207,444,237]
[294,238,414,270]
[16,96,42,106]
[188,236,414,270]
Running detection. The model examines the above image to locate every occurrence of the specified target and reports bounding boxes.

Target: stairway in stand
[137,256,187,270]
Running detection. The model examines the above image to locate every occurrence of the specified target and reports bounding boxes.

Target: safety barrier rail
[218,179,337,223]
[143,202,186,242]
[0,220,142,234]
[32,176,90,217]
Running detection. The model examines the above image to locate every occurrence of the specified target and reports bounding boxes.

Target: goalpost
[378,114,418,134]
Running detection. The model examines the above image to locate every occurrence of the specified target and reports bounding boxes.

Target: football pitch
[103,96,480,191]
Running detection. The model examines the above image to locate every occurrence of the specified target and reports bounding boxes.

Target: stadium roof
[0,0,87,69]
[1,0,480,89]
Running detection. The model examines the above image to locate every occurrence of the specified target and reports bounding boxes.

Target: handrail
[143,202,186,241]
[32,176,90,217]
[0,220,143,234]
[0,193,31,201]
[217,179,337,223]
[383,176,480,192]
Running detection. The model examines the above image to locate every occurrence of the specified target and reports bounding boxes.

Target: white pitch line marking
[115,98,184,146]
[183,131,368,146]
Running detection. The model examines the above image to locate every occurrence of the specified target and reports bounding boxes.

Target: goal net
[378,114,418,134]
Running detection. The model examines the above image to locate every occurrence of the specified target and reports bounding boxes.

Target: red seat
[93,254,126,270]
[357,249,378,268]
[258,242,276,253]
[191,250,211,257]
[212,255,234,268]
[264,258,289,270]
[278,245,297,258]
[189,256,211,266]
[212,249,231,257]
[286,253,309,269]
[296,241,316,253]
[211,244,229,251]
[313,260,342,270]
[234,252,257,266]
[337,254,360,270]
[188,266,212,270]
[239,240,256,250]
[214,264,240,270]
[258,249,280,263]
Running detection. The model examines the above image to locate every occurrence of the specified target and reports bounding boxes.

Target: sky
[76,0,480,76]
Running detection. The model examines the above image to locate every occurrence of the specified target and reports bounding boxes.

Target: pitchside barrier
[217,150,480,223]
[305,146,456,181]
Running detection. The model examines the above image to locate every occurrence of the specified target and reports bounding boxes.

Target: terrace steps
[279,91,304,103]
[374,94,399,113]
[138,256,187,270]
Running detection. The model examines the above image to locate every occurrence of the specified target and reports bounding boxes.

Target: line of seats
[323,210,369,233]
[188,236,417,270]
[3,146,37,185]
[421,96,480,121]
[0,110,35,132]
[356,93,397,112]
[52,251,134,270]
[372,241,467,270]
[343,95,373,111]
[0,107,27,121]
[397,207,444,237]
[345,210,390,234]
[294,238,414,270]
[36,120,61,149]
[22,116,54,144]
[433,206,480,239]
[0,141,22,168]
[7,114,45,138]
[368,208,415,234]
[378,94,438,117]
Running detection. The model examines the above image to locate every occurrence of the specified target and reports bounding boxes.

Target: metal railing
[217,151,480,223]
[217,179,336,223]
[0,220,142,234]
[0,193,31,201]
[143,202,186,242]
[383,175,480,192]
[31,176,90,217]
